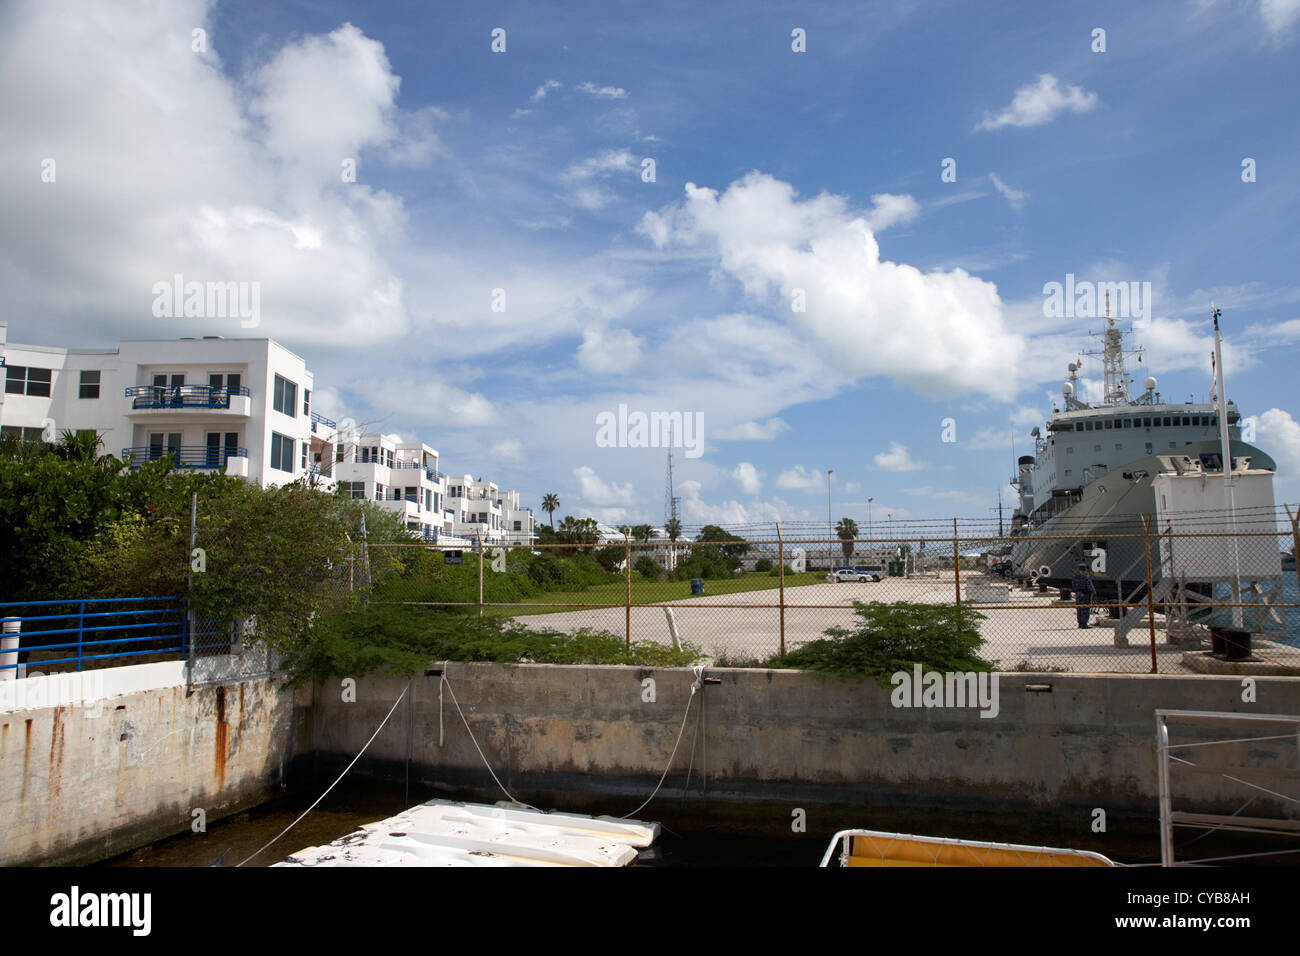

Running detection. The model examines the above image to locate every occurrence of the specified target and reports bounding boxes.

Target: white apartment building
[0,323,327,488]
[2,323,537,546]
[443,476,536,546]
[330,432,469,543]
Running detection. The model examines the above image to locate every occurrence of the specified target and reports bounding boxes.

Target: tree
[555,516,600,554]
[836,517,859,564]
[541,493,560,530]
[665,518,682,542]
[630,523,654,543]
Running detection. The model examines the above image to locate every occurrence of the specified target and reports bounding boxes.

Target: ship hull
[1009,439,1275,598]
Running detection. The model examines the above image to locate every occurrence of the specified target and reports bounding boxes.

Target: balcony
[390,460,444,483]
[310,410,336,434]
[122,445,249,471]
[125,385,252,418]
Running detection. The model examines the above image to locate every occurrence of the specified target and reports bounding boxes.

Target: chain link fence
[353,519,1300,675]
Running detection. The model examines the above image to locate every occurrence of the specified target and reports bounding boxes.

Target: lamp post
[827,469,834,571]
[867,497,873,558]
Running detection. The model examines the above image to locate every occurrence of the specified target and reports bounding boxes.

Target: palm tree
[835,517,859,565]
[541,493,560,530]
[665,518,682,542]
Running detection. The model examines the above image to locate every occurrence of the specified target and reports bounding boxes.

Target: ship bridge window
[1104,419,1113,429]
[1163,417,1172,427]
[1085,421,1094,431]
[1191,415,1200,426]
[1143,417,1152,427]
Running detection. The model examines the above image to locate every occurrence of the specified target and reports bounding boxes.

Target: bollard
[1,618,20,681]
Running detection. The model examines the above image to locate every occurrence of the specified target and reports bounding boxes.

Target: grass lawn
[486,570,824,617]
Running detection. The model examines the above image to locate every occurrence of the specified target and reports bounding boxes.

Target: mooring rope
[235,679,411,867]
[438,664,707,821]
[620,665,705,819]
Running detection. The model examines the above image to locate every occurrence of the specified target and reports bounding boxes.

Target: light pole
[827,469,834,571]
[867,497,873,558]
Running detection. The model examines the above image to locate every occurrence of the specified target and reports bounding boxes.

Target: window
[1145,442,1153,454]
[513,521,521,531]
[385,449,394,469]
[1162,417,1172,427]
[1085,421,1093,431]
[340,481,365,500]
[1,425,47,442]
[273,375,297,416]
[79,370,101,399]
[1103,419,1112,429]
[5,365,52,397]
[375,483,384,502]
[303,389,311,417]
[335,445,345,462]
[1169,442,1177,449]
[301,441,307,471]
[270,432,294,472]
[1143,417,1152,427]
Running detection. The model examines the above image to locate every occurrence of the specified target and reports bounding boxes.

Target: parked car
[830,568,871,583]
[852,564,886,582]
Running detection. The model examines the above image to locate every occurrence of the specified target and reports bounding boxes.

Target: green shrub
[287,605,702,681]
[634,556,663,580]
[736,601,992,685]
[753,558,773,572]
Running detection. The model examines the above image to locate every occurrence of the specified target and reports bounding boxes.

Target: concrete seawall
[4,661,1297,863]
[0,672,303,866]
[301,665,1300,846]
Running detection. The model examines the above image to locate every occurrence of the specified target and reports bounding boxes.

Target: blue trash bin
[690,578,704,595]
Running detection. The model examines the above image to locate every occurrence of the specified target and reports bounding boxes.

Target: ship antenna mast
[1101,291,1131,405]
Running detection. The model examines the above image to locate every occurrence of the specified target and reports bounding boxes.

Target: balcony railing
[122,445,249,469]
[389,461,445,482]
[125,384,251,409]
[310,410,336,434]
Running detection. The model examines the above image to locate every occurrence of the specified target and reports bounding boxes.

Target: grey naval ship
[1007,305,1276,601]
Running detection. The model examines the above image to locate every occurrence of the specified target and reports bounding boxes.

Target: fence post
[1287,505,1300,586]
[953,518,961,607]
[75,600,85,673]
[186,491,197,694]
[1143,516,1158,674]
[624,531,632,649]
[476,530,484,619]
[777,522,786,657]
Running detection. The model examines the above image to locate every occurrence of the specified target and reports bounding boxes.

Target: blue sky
[3,0,1299,530]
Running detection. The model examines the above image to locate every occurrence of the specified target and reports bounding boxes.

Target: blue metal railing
[125,384,251,409]
[122,445,249,469]
[310,410,336,434]
[0,597,186,673]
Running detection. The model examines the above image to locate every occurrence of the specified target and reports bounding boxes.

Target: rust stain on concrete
[22,718,32,801]
[214,686,228,789]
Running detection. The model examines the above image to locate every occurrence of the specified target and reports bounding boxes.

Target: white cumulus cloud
[976,74,1099,131]
[874,442,927,471]
[639,172,1025,399]
[732,462,762,494]
[573,465,637,506]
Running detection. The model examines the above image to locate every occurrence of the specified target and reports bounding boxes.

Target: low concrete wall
[302,665,1300,846]
[0,664,305,865]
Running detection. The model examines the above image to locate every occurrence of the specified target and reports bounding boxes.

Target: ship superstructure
[1008,301,1276,592]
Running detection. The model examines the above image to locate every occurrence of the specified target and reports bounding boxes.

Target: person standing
[1071,562,1096,628]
